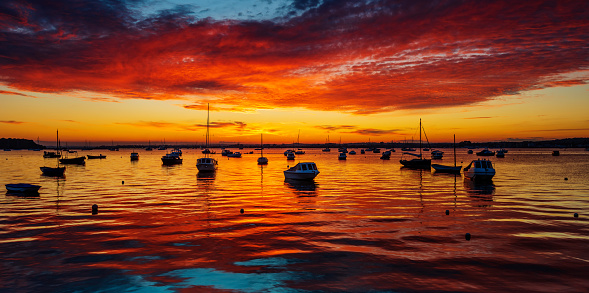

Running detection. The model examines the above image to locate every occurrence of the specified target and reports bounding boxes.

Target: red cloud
[0,0,587,114]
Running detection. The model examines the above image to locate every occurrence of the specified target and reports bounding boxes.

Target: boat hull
[431,164,461,174]
[162,158,182,165]
[40,166,65,176]
[284,171,319,180]
[6,184,41,193]
[464,172,495,181]
[400,159,431,169]
[257,157,268,165]
[87,155,106,159]
[59,157,86,164]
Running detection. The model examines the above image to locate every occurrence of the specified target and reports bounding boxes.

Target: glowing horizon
[1,0,588,145]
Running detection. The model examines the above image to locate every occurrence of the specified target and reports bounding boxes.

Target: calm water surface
[1,148,588,292]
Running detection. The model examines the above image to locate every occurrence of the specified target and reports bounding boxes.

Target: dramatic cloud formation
[315,124,401,136]
[117,120,247,131]
[1,0,587,114]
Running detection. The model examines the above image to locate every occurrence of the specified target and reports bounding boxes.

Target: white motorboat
[197,157,218,171]
[284,162,319,180]
[197,104,218,172]
[463,159,495,181]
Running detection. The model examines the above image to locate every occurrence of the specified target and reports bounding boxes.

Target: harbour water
[1,148,588,292]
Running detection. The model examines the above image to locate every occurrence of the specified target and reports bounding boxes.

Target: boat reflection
[197,171,216,181]
[284,179,318,197]
[463,179,495,196]
[5,190,40,197]
[464,179,495,207]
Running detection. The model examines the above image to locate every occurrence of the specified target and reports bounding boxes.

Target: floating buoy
[240,209,244,214]
[122,181,124,184]
[564,178,568,180]
[445,210,449,215]
[574,213,578,218]
[92,204,98,215]
[465,233,471,241]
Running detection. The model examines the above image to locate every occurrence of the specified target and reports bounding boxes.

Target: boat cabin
[197,158,215,164]
[464,159,493,171]
[287,162,318,172]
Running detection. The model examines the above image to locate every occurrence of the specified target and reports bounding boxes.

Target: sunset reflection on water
[1,148,588,292]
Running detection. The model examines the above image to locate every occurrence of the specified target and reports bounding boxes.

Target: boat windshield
[302,164,308,170]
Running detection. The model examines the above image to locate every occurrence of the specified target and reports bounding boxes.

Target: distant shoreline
[4,137,587,150]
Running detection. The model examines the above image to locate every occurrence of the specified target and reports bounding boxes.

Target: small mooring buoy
[574,213,579,218]
[445,210,449,215]
[240,209,244,214]
[92,204,98,215]
[564,177,568,181]
[465,233,471,241]
[122,180,125,185]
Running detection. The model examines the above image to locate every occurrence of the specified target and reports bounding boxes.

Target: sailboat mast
[206,103,210,148]
[419,119,422,157]
[261,133,263,157]
[453,134,456,167]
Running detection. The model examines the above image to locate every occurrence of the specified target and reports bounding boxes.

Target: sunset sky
[1,0,588,146]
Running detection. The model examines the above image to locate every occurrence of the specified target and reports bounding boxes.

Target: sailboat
[257,134,268,165]
[197,104,218,172]
[322,135,331,152]
[399,119,431,169]
[432,134,461,173]
[40,130,66,176]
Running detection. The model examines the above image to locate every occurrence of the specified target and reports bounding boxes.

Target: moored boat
[59,156,86,165]
[463,159,495,181]
[5,183,41,193]
[43,151,61,158]
[380,150,391,160]
[197,157,218,171]
[286,152,296,160]
[87,154,106,159]
[496,150,505,158]
[161,151,182,165]
[400,119,431,169]
[432,164,461,173]
[197,104,218,172]
[41,130,66,176]
[338,152,347,160]
[130,152,139,161]
[349,150,356,155]
[431,150,444,159]
[284,162,319,180]
[227,152,242,158]
[552,150,560,156]
[257,133,268,165]
[432,134,461,173]
[40,166,66,176]
[476,148,495,156]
